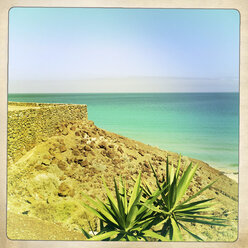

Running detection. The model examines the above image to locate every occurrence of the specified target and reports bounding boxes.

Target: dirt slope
[7,120,238,241]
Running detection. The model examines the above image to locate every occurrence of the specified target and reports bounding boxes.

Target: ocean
[8,93,239,170]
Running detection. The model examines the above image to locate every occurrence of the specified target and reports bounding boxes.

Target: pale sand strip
[8,106,41,111]
[219,169,239,183]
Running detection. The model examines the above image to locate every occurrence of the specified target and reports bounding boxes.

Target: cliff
[8,102,87,162]
[7,102,238,241]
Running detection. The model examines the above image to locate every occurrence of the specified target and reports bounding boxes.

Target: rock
[58,182,75,197]
[82,151,88,157]
[130,155,137,160]
[72,150,80,156]
[57,160,67,170]
[59,145,67,153]
[70,126,76,131]
[51,157,58,165]
[84,145,91,151]
[83,130,89,135]
[87,131,93,137]
[106,151,115,159]
[117,146,124,154]
[156,156,164,162]
[77,145,84,151]
[62,129,68,136]
[98,141,107,150]
[89,143,95,149]
[88,120,94,126]
[79,159,89,167]
[41,159,50,166]
[112,158,122,165]
[57,138,64,144]
[108,144,114,148]
[48,148,55,156]
[152,161,159,167]
[75,131,80,136]
[138,150,144,156]
[66,158,73,164]
[90,150,95,156]
[34,164,47,171]
[71,146,77,150]
[195,176,202,185]
[143,161,149,168]
[101,150,107,156]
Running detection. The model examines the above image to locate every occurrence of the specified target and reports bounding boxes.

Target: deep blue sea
[8,93,239,170]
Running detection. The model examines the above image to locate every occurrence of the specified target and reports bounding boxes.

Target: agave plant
[81,173,168,241]
[141,155,227,241]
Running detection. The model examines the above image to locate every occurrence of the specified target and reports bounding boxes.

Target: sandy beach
[219,169,239,182]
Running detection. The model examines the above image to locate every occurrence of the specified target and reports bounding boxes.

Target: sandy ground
[219,169,239,182]
[8,105,41,111]
[7,119,238,241]
[7,212,85,240]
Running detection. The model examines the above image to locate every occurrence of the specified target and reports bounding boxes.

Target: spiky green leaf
[89,231,119,241]
[170,218,183,241]
[143,230,169,241]
[128,172,141,212]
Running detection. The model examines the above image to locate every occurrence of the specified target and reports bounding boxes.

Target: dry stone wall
[8,102,88,161]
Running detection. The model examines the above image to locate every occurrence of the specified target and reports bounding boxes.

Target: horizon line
[8,91,239,94]
[9,76,240,81]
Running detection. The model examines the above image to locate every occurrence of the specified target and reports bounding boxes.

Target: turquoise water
[8,93,239,170]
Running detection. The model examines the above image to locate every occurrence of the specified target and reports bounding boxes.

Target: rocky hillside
[7,120,238,241]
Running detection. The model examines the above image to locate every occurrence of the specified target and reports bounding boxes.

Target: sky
[8,8,240,93]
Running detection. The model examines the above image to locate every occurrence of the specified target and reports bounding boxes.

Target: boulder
[72,150,80,156]
[98,141,107,150]
[58,182,75,197]
[59,145,67,153]
[106,151,115,159]
[79,159,89,167]
[84,145,91,151]
[57,160,67,170]
[117,146,124,154]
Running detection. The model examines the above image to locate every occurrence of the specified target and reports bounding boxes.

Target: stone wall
[8,102,88,161]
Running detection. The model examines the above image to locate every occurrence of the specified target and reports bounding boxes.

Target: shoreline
[219,168,239,182]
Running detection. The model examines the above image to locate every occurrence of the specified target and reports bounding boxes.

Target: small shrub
[81,173,168,241]
[141,156,227,241]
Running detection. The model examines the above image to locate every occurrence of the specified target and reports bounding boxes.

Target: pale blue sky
[8,8,240,93]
